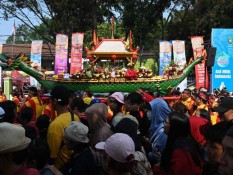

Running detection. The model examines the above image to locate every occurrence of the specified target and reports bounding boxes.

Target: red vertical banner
[191,36,208,89]
[195,63,206,89]
[70,33,84,74]
[205,66,209,90]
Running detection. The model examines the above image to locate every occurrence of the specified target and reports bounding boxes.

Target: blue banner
[159,41,172,75]
[212,29,233,92]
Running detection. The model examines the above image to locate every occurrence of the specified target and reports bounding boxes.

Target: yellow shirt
[47,112,80,169]
[210,101,219,125]
[180,97,195,115]
[22,96,43,121]
[193,104,209,116]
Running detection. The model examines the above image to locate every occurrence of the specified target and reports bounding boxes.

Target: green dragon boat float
[0,53,202,95]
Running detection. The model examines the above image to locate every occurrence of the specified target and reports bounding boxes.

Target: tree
[116,0,172,51]
[164,0,233,41]
[6,23,51,44]
[0,0,115,45]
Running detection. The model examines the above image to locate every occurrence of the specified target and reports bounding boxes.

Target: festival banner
[0,45,2,88]
[172,40,186,68]
[211,29,233,92]
[191,36,207,89]
[70,32,84,74]
[0,44,2,53]
[172,40,187,91]
[54,34,68,75]
[30,40,43,87]
[159,41,172,75]
[194,62,209,90]
[191,36,204,60]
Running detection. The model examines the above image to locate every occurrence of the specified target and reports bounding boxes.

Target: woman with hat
[96,133,137,175]
[0,122,40,175]
[108,92,125,128]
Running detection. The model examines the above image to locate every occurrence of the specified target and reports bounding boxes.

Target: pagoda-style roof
[86,39,139,60]
[84,29,139,65]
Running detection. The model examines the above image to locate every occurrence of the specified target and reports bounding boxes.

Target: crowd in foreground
[0,85,233,175]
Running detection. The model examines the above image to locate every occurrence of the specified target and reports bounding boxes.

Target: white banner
[172,40,187,91]
[30,40,43,87]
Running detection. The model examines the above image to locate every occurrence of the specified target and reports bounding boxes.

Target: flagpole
[111,16,114,39]
[12,20,16,58]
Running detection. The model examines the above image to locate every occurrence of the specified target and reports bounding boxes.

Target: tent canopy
[11,70,23,79]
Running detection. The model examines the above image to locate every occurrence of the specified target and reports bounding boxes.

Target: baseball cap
[43,92,51,97]
[50,85,70,103]
[213,97,233,113]
[113,114,139,127]
[90,98,102,106]
[64,121,89,143]
[0,107,5,119]
[95,133,135,163]
[193,91,208,101]
[110,92,124,104]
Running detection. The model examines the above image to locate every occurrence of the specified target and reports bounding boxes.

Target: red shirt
[153,147,203,175]
[43,103,57,121]
[13,166,40,175]
[190,116,209,146]
[21,97,43,121]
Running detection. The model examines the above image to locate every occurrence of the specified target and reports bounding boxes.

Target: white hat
[112,114,139,128]
[110,92,124,104]
[95,133,135,163]
[124,115,139,126]
[64,121,89,143]
[0,122,31,153]
[0,107,5,119]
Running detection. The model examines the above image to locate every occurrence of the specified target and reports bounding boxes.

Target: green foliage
[117,0,172,50]
[145,58,158,75]
[134,58,158,75]
[1,0,114,44]
[3,0,233,54]
[83,21,125,48]
[165,0,233,41]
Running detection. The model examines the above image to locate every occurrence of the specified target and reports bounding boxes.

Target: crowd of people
[0,85,233,175]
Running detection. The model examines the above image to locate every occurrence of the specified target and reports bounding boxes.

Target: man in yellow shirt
[20,86,43,121]
[179,89,195,116]
[47,85,80,169]
[193,91,209,116]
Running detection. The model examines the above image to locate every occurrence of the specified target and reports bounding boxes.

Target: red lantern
[112,55,117,60]
[132,55,138,59]
[86,55,92,59]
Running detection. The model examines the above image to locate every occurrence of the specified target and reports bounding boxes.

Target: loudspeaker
[206,47,216,67]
